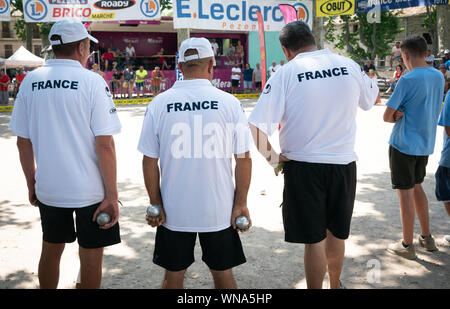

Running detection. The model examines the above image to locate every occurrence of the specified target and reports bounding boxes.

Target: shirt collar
[294,48,331,60]
[172,79,212,88]
[44,59,84,68]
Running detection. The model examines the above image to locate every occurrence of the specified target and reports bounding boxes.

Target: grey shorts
[0,91,8,102]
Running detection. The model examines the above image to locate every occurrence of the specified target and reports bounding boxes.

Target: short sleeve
[9,87,30,139]
[248,73,285,136]
[232,100,252,155]
[137,106,160,158]
[356,66,379,110]
[386,77,407,111]
[90,76,122,136]
[438,90,450,127]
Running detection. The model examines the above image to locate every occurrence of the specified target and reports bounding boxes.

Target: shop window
[4,45,13,58]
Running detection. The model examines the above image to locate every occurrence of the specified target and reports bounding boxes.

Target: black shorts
[38,201,121,249]
[389,146,428,190]
[282,160,357,244]
[232,79,240,87]
[153,225,246,272]
[435,165,450,202]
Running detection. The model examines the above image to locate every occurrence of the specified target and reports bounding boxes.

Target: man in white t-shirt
[248,21,379,289]
[211,38,219,56]
[268,61,278,77]
[125,42,136,66]
[9,20,122,289]
[390,41,402,70]
[138,37,252,289]
[231,62,242,94]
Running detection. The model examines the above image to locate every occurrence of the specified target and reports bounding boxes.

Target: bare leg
[445,202,450,217]
[325,230,345,289]
[413,184,431,237]
[77,246,104,289]
[162,269,186,289]
[304,239,327,289]
[210,269,237,289]
[397,188,415,245]
[38,241,65,289]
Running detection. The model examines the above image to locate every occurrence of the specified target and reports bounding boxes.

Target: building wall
[248,31,286,71]
[0,19,43,59]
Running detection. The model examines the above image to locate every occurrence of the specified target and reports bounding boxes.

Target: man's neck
[55,56,82,66]
[289,45,318,61]
[408,57,429,70]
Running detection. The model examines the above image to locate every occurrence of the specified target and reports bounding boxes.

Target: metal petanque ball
[96,212,111,226]
[146,204,161,218]
[235,216,250,229]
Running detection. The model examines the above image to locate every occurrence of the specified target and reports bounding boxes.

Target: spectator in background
[444,49,450,71]
[390,41,402,71]
[235,40,244,65]
[439,64,449,93]
[90,63,105,79]
[123,65,136,99]
[252,63,262,93]
[211,38,219,57]
[156,48,169,70]
[242,64,254,94]
[111,68,123,99]
[268,61,278,77]
[227,44,236,63]
[23,65,30,75]
[135,65,148,98]
[231,62,241,94]
[0,70,10,104]
[125,42,136,67]
[385,64,403,94]
[280,59,285,67]
[363,60,378,77]
[398,57,409,75]
[151,66,165,96]
[425,50,435,66]
[15,69,26,98]
[102,48,115,71]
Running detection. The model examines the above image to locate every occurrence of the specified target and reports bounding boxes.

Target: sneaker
[387,241,416,260]
[418,235,438,252]
[339,280,346,289]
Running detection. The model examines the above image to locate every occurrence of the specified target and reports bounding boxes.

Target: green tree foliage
[326,12,402,63]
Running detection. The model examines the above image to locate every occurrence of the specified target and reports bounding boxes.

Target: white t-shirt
[248,49,379,165]
[9,59,121,208]
[126,46,135,57]
[138,79,251,232]
[211,42,219,56]
[268,65,277,76]
[392,46,401,58]
[231,67,241,80]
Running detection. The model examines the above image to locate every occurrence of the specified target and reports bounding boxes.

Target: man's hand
[231,203,251,232]
[92,198,119,230]
[393,110,404,121]
[28,184,38,206]
[145,205,166,227]
[269,153,290,176]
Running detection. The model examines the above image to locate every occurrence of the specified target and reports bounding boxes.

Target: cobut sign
[316,0,355,17]
[23,0,160,22]
[173,0,313,31]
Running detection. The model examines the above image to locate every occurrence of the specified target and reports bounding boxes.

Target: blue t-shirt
[387,67,445,156]
[445,59,450,71]
[243,68,254,81]
[438,90,450,167]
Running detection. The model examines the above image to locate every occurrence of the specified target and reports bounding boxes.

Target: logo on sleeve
[110,107,117,114]
[263,84,271,94]
[105,86,112,97]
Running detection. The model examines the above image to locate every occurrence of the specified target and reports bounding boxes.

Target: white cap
[445,49,450,54]
[49,20,98,46]
[178,38,215,63]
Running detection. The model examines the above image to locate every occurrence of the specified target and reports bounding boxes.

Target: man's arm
[17,137,37,206]
[142,156,165,227]
[231,152,252,231]
[249,123,289,175]
[93,135,119,229]
[445,126,450,137]
[383,106,404,123]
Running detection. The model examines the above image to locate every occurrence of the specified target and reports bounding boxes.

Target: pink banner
[278,4,298,24]
[256,10,267,88]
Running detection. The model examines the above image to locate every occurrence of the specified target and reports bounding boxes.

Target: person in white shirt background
[268,61,278,77]
[9,20,122,289]
[138,37,252,289]
[390,41,402,71]
[211,38,219,57]
[125,42,136,66]
[231,62,242,94]
[248,21,379,289]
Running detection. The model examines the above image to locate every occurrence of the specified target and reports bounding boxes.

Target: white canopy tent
[4,46,45,69]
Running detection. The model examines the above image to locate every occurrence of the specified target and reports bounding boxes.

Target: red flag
[278,4,298,24]
[256,10,267,88]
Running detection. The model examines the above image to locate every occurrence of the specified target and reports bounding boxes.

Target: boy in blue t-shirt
[436,90,450,244]
[383,35,445,259]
